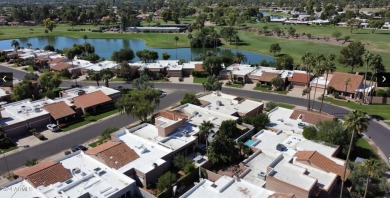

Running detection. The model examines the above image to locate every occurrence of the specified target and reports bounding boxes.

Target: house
[71,90,112,114]
[287,71,312,87]
[219,64,257,83]
[327,72,364,98]
[289,109,337,125]
[3,151,138,198]
[42,101,76,125]
[258,71,281,85]
[182,61,203,76]
[50,62,72,72]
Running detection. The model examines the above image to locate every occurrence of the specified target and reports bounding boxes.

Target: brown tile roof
[43,101,76,120]
[194,64,204,72]
[328,72,364,94]
[51,62,72,71]
[15,161,72,187]
[259,72,280,82]
[73,90,112,109]
[295,151,350,180]
[48,57,67,65]
[158,110,188,121]
[288,72,312,84]
[268,193,296,198]
[86,141,139,169]
[289,109,337,125]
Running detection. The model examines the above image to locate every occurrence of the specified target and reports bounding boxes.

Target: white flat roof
[180,176,274,198]
[199,92,263,116]
[293,160,337,191]
[0,98,52,126]
[269,157,317,191]
[0,179,44,198]
[39,152,135,198]
[84,61,119,71]
[182,61,203,69]
[252,129,291,155]
[62,86,119,97]
[267,107,304,134]
[176,104,238,128]
[310,76,329,87]
[111,128,172,173]
[226,64,257,76]
[249,66,277,76]
[241,152,280,187]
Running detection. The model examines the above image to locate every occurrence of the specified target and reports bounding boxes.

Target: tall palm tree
[344,78,352,96]
[340,110,369,198]
[367,54,385,103]
[234,52,247,64]
[319,54,336,113]
[26,43,32,49]
[361,158,383,198]
[311,53,325,110]
[83,35,88,43]
[362,51,373,103]
[187,34,193,61]
[174,36,179,59]
[11,40,20,53]
[88,70,101,86]
[199,121,214,157]
[301,52,316,111]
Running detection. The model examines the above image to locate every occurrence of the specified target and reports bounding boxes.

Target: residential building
[198,92,264,117]
[1,151,137,198]
[287,71,312,87]
[219,64,257,83]
[182,61,203,76]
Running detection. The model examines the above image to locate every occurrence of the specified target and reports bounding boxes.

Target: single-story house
[72,90,113,114]
[327,72,364,98]
[42,101,76,125]
[287,72,313,87]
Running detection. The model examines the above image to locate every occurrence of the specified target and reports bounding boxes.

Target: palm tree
[311,53,325,110]
[72,73,78,86]
[301,52,316,111]
[187,34,193,61]
[100,69,114,87]
[174,36,179,59]
[319,54,336,113]
[199,121,214,157]
[88,70,101,86]
[344,78,352,96]
[11,40,20,53]
[26,43,32,49]
[362,51,373,103]
[340,110,369,198]
[83,35,88,43]
[361,158,383,198]
[234,52,247,64]
[367,54,385,103]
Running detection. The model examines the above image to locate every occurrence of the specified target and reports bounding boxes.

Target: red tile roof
[86,141,139,169]
[73,90,112,109]
[295,151,350,180]
[259,72,280,82]
[51,62,72,71]
[288,72,312,84]
[43,101,76,120]
[158,110,188,121]
[327,72,364,94]
[289,109,337,125]
[15,161,72,187]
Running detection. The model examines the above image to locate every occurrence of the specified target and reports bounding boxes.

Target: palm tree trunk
[340,129,355,198]
[306,66,311,110]
[363,176,370,198]
[319,71,329,113]
[311,78,319,111]
[96,80,100,86]
[369,70,377,104]
[205,133,208,157]
[363,62,369,103]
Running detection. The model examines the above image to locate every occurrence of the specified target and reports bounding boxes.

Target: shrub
[157,171,177,192]
[303,126,317,140]
[180,93,200,105]
[64,150,72,155]
[327,86,335,95]
[25,159,38,167]
[265,101,277,111]
[375,89,387,97]
[38,134,46,140]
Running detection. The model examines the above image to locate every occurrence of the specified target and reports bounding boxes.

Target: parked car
[160,91,167,98]
[71,145,88,152]
[47,124,60,132]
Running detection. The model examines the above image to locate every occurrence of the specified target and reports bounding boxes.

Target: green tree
[234,52,247,64]
[242,113,270,131]
[220,27,237,45]
[43,18,55,32]
[162,52,170,60]
[202,75,222,92]
[287,26,296,37]
[187,34,193,60]
[99,69,114,87]
[39,71,62,91]
[174,36,179,59]
[265,101,277,111]
[270,76,285,91]
[24,72,39,81]
[132,75,154,90]
[65,48,77,68]
[199,120,214,156]
[43,45,55,51]
[368,54,386,103]
[361,158,385,198]
[26,43,32,49]
[339,41,366,73]
[301,52,316,110]
[157,171,177,192]
[340,110,369,198]
[173,154,194,174]
[146,13,153,26]
[347,19,361,34]
[319,54,336,112]
[87,70,101,86]
[219,120,239,139]
[368,20,385,34]
[202,56,223,75]
[0,127,13,149]
[161,10,172,24]
[180,93,200,105]
[116,89,160,122]
[276,54,294,70]
[302,126,317,140]
[208,135,238,164]
[112,49,135,63]
[11,40,20,52]
[332,30,342,41]
[100,127,119,141]
[317,120,349,148]
[311,53,326,110]
[83,35,88,43]
[269,43,281,56]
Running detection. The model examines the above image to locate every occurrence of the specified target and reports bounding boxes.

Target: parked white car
[47,124,60,132]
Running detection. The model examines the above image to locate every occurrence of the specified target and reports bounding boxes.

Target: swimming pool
[245,139,255,147]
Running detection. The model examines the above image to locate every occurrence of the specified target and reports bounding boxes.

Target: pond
[0,37,274,64]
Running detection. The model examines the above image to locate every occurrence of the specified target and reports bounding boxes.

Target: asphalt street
[0,65,389,174]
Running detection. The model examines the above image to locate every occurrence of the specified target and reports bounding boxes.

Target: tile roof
[48,57,67,65]
[194,64,204,72]
[86,141,140,169]
[295,151,350,180]
[51,62,72,71]
[43,101,76,120]
[289,109,337,125]
[158,110,188,121]
[72,90,112,109]
[327,72,364,94]
[15,161,72,187]
[288,72,312,84]
[259,72,280,82]
[268,193,297,198]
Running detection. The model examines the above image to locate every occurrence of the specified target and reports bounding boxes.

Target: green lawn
[225,83,244,88]
[89,139,104,148]
[0,24,190,48]
[22,66,35,72]
[253,85,288,95]
[1,146,18,154]
[61,108,119,132]
[193,77,207,84]
[275,102,295,109]
[385,121,390,126]
[353,138,378,160]
[323,97,390,120]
